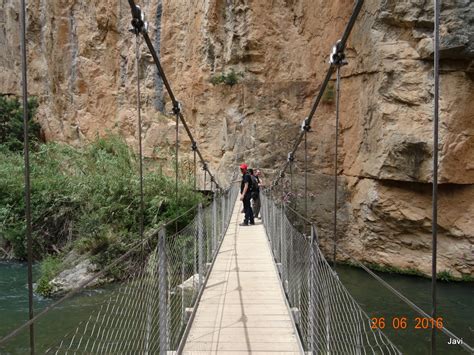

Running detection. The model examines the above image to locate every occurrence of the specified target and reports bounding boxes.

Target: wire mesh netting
[261,192,401,355]
[0,185,239,354]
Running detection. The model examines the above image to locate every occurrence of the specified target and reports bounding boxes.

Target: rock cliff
[1,0,472,278]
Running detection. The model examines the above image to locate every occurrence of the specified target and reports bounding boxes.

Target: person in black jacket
[248,168,261,219]
[239,163,254,226]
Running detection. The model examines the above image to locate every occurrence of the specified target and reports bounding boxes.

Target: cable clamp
[202,162,208,171]
[287,152,294,162]
[301,117,311,132]
[191,141,197,151]
[172,101,182,115]
[130,5,148,34]
[329,40,348,67]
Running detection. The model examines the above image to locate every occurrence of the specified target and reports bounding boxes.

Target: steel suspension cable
[127,0,220,189]
[134,31,145,258]
[333,67,341,270]
[192,143,197,190]
[289,160,293,197]
[304,129,308,234]
[20,0,34,352]
[431,0,440,352]
[175,109,179,233]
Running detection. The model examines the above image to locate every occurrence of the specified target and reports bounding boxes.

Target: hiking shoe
[239,222,249,226]
[250,222,255,225]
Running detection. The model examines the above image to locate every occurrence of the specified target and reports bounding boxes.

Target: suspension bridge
[1,0,472,354]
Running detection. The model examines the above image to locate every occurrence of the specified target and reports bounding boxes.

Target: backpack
[250,175,260,197]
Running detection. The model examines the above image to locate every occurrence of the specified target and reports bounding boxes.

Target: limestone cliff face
[1,0,472,278]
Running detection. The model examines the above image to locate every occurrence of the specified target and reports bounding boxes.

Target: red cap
[240,163,248,170]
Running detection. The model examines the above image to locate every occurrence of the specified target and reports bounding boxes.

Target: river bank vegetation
[0,96,202,295]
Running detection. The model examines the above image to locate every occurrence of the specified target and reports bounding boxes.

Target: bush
[437,270,454,282]
[210,69,243,86]
[0,136,203,264]
[36,256,62,296]
[0,95,40,152]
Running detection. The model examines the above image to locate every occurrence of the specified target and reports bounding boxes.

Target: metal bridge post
[288,214,294,304]
[221,193,226,237]
[274,201,279,260]
[181,248,185,332]
[158,227,168,355]
[198,203,204,290]
[281,203,287,292]
[308,224,319,354]
[228,189,231,223]
[212,197,217,255]
[324,275,331,354]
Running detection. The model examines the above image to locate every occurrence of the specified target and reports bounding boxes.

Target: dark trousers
[243,196,254,225]
[252,196,261,218]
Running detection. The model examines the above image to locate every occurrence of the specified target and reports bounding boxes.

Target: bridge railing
[261,192,401,354]
[0,184,239,354]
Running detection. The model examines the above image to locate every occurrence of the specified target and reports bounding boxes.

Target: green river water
[0,262,472,354]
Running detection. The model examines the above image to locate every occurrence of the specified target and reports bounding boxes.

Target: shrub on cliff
[210,69,243,86]
[321,82,335,104]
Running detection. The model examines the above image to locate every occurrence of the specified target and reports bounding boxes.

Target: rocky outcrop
[49,259,98,295]
[1,0,473,278]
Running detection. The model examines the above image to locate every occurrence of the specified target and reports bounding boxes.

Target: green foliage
[36,256,62,296]
[0,95,40,152]
[437,270,454,282]
[0,136,203,265]
[346,261,471,282]
[210,69,243,86]
[369,263,425,277]
[345,260,426,278]
[461,274,474,282]
[322,82,335,104]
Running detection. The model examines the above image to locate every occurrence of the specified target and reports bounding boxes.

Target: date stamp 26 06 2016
[371,317,464,346]
[370,316,444,330]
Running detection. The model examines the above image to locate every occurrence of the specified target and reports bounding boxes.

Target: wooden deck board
[183,200,301,354]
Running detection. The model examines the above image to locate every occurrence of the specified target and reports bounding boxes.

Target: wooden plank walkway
[183,200,302,354]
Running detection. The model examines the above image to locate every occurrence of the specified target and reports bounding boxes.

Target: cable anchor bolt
[129,5,148,35]
[287,152,294,162]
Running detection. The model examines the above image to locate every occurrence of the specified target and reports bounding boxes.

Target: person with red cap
[239,163,255,226]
